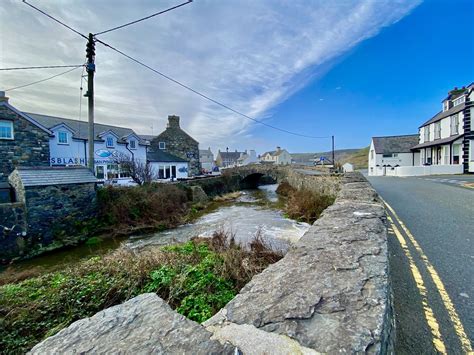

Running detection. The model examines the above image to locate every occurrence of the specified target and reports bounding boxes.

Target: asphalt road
[366,174,473,353]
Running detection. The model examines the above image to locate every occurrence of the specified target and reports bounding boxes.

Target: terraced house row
[0,92,201,185]
[369,83,474,176]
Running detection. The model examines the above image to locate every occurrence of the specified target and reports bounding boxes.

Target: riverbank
[0,232,283,353]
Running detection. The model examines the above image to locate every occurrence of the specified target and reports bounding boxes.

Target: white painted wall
[149,162,188,180]
[395,164,463,176]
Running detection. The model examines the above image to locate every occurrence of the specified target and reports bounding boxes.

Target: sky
[1,0,473,154]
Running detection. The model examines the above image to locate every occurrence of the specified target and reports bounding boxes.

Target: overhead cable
[96,39,330,139]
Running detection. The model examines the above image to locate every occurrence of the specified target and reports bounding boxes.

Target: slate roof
[262,149,286,157]
[14,167,97,187]
[218,151,242,161]
[419,103,466,128]
[25,112,147,145]
[372,134,419,154]
[411,134,464,150]
[147,150,188,163]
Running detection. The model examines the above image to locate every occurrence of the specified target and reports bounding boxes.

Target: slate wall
[0,105,50,183]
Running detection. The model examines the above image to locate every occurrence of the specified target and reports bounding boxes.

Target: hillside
[291,147,369,169]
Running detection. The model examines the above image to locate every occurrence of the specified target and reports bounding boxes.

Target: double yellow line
[382,197,473,354]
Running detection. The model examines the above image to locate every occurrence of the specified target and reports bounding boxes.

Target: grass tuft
[0,231,282,353]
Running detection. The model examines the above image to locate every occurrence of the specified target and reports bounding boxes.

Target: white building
[147,150,189,180]
[342,163,354,173]
[368,135,420,176]
[199,148,215,172]
[26,113,148,181]
[411,84,474,174]
[236,150,258,166]
[260,147,292,165]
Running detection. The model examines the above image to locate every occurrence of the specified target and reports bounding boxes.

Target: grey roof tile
[15,167,97,187]
[372,134,419,154]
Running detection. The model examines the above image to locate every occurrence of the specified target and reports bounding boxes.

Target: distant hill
[291,147,369,169]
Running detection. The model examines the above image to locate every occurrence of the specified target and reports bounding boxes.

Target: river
[0,184,310,277]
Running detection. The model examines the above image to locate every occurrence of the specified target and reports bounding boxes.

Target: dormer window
[58,131,68,144]
[452,96,465,107]
[129,139,136,149]
[0,120,14,140]
[443,101,449,112]
[106,136,114,148]
[159,142,166,150]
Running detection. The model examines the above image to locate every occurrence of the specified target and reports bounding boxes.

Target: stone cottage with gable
[150,115,200,176]
[0,92,51,183]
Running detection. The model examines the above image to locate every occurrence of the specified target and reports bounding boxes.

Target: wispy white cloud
[0,0,420,151]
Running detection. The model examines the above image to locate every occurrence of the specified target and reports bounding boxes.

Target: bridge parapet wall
[30,172,392,354]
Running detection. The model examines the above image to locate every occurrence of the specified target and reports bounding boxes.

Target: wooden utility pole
[332,135,335,167]
[86,33,96,172]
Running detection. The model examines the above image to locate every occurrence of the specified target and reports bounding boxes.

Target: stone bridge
[223,164,289,188]
[31,171,392,354]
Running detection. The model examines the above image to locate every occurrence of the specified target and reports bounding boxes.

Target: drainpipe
[84,140,88,167]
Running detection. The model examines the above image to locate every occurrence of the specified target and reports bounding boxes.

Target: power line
[4,66,83,92]
[1,64,84,71]
[22,0,88,39]
[96,39,330,139]
[94,0,193,36]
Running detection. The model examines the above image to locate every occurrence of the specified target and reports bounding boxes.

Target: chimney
[0,91,8,103]
[276,146,281,152]
[167,115,180,129]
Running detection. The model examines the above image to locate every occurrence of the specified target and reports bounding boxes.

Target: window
[106,136,114,148]
[452,96,465,107]
[450,114,459,135]
[424,127,430,142]
[453,144,460,164]
[383,154,393,158]
[107,164,119,179]
[0,120,13,140]
[434,122,441,139]
[96,166,105,180]
[370,150,374,160]
[58,131,68,144]
[443,101,449,112]
[159,142,166,150]
[129,139,136,149]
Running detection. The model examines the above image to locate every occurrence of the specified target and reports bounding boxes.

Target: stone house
[0,92,51,183]
[215,150,243,168]
[150,116,200,176]
[236,150,258,166]
[260,147,292,165]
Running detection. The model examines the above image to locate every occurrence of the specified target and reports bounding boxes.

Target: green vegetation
[0,232,282,354]
[339,146,370,169]
[276,181,335,224]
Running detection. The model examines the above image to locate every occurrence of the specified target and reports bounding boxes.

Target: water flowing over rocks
[30,171,392,354]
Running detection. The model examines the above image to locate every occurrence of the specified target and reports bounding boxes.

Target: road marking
[387,214,447,354]
[382,198,473,353]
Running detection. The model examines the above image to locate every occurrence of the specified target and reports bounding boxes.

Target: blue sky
[1,0,472,154]
[258,0,474,152]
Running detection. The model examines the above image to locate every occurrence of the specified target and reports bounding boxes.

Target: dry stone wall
[30,171,392,354]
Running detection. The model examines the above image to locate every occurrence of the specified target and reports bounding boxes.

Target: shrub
[96,184,190,233]
[0,232,282,353]
[276,181,335,224]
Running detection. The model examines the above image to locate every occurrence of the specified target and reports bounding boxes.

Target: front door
[436,147,442,165]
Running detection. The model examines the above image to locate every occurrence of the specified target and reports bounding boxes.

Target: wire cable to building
[4,66,83,92]
[22,0,88,39]
[94,0,193,36]
[1,64,84,71]
[96,38,330,139]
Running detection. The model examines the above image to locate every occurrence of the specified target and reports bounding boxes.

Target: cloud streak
[0,0,420,150]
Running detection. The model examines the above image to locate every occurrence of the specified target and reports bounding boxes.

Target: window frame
[58,131,69,144]
[450,114,459,135]
[0,120,14,140]
[106,136,115,148]
[424,127,430,142]
[159,141,166,150]
[129,139,137,150]
[434,122,441,140]
[452,96,465,107]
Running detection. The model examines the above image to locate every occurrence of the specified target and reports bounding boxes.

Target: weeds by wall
[0,231,282,353]
[276,181,335,224]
